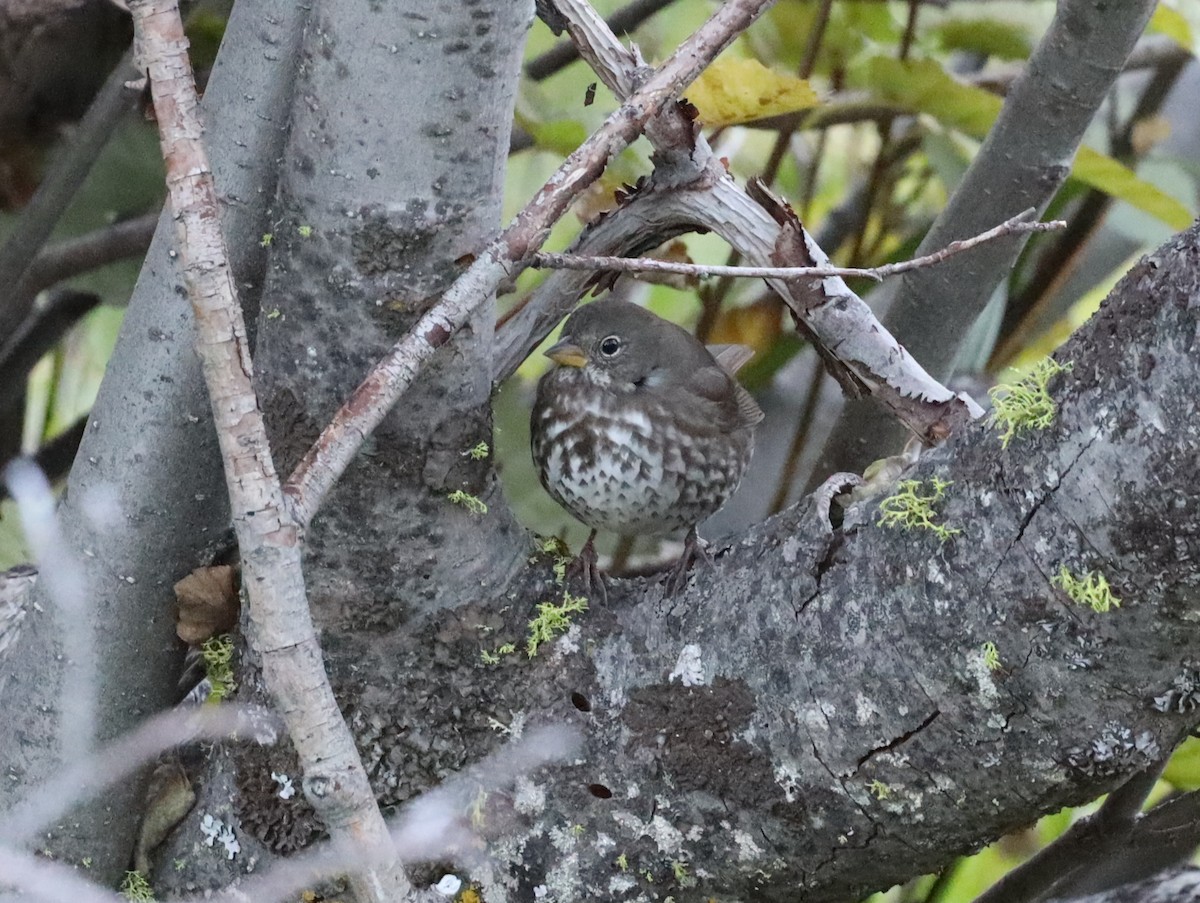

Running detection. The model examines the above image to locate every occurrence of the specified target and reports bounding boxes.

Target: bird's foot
[665,528,712,596]
[567,530,608,604]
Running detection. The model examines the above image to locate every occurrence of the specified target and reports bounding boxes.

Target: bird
[530,298,764,597]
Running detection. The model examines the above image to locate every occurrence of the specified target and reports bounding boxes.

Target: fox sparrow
[531,298,764,596]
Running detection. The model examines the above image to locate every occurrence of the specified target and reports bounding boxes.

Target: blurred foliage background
[0,1,1198,899]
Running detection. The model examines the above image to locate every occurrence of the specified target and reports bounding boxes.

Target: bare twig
[0,50,138,342]
[282,0,779,527]
[127,2,412,900]
[531,211,1064,281]
[495,0,983,446]
[0,290,100,407]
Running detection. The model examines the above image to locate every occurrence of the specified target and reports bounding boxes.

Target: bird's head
[542,298,714,390]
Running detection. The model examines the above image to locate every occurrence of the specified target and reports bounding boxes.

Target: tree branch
[525,0,677,81]
[20,210,159,298]
[127,2,412,899]
[812,0,1159,484]
[975,761,1168,903]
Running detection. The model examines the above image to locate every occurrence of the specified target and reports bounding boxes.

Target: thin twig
[282,0,780,527]
[531,211,1064,281]
[0,705,278,843]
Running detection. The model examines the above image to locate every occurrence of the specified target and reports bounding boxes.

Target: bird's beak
[545,337,588,368]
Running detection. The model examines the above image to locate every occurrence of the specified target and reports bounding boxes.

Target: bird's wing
[687,365,765,429]
[706,344,756,375]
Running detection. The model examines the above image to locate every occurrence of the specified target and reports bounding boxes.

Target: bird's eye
[599,335,622,357]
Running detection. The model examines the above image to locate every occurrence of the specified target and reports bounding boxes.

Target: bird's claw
[568,530,608,604]
[664,529,711,596]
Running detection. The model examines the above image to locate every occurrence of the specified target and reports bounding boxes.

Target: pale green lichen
[1052,566,1121,613]
[989,358,1074,448]
[867,779,892,800]
[671,861,689,881]
[297,224,313,238]
[536,536,571,584]
[465,441,490,460]
[121,871,155,901]
[448,489,488,515]
[877,477,960,541]
[615,853,628,872]
[201,635,235,703]
[259,233,273,248]
[981,641,1002,671]
[480,641,517,665]
[527,593,588,657]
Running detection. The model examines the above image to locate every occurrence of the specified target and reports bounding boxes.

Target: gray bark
[0,2,308,883]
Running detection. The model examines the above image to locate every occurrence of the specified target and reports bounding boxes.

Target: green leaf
[861,57,1001,139]
[521,118,588,156]
[1072,146,1195,230]
[932,18,1032,60]
[686,56,818,127]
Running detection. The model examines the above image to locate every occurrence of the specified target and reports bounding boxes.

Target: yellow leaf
[1149,3,1194,53]
[685,57,818,127]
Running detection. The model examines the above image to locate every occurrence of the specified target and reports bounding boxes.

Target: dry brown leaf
[174,564,239,644]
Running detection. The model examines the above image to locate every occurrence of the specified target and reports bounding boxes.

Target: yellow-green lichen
[527,593,588,657]
[867,779,892,800]
[616,853,628,872]
[121,871,155,901]
[981,641,1002,671]
[989,359,1073,448]
[448,489,488,515]
[465,441,490,460]
[877,477,960,541]
[201,635,235,703]
[1052,566,1121,612]
[297,224,313,238]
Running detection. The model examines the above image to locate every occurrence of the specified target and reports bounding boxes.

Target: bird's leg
[569,529,607,604]
[665,527,712,596]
